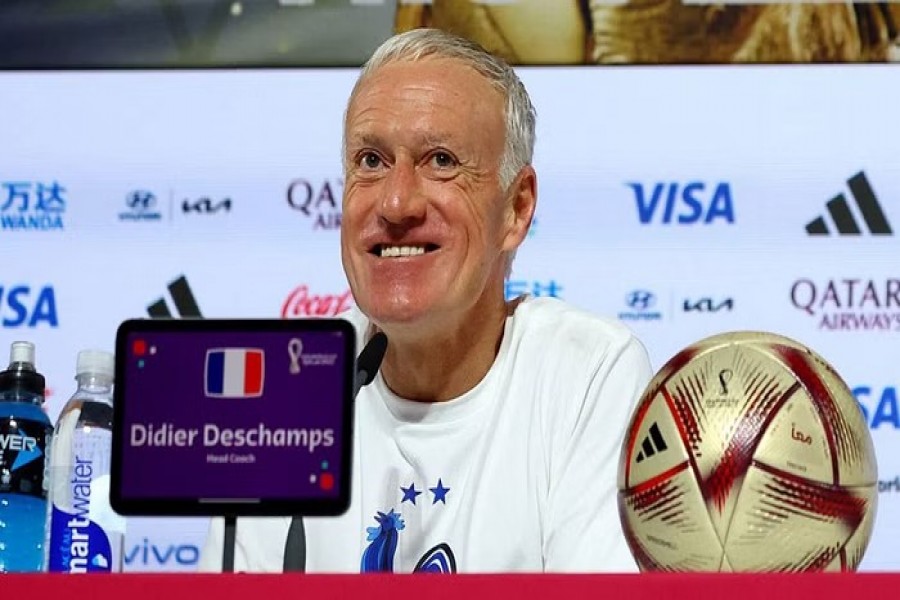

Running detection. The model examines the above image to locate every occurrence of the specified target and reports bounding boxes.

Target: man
[199,28,652,573]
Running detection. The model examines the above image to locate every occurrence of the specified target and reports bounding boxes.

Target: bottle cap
[9,341,35,365]
[0,341,44,399]
[76,349,115,379]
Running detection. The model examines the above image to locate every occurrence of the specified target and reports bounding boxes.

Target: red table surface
[3,573,899,600]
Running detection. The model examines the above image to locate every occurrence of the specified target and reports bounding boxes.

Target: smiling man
[200,28,652,573]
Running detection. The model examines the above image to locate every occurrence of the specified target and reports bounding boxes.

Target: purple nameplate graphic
[120,331,347,501]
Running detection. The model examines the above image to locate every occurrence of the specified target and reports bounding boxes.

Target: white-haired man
[200,27,652,573]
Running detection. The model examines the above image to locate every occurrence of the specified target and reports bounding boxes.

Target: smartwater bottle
[45,350,125,573]
[0,341,52,572]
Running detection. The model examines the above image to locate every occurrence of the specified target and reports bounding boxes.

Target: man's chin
[359,300,436,331]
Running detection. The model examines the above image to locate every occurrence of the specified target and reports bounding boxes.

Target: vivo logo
[124,538,200,567]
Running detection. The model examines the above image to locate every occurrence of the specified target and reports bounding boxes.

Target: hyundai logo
[626,290,656,310]
[126,190,156,211]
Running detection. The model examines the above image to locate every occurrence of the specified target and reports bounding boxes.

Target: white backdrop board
[1,66,898,571]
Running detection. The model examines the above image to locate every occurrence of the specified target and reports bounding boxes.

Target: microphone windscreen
[358,331,388,385]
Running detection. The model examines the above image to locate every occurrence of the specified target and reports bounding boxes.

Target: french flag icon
[204,348,265,398]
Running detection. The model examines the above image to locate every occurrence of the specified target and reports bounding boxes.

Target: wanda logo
[281,285,353,318]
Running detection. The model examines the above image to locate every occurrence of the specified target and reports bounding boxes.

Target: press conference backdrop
[1,0,899,574]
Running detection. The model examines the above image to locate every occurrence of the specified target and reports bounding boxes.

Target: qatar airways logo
[790,278,900,331]
[281,285,353,318]
[286,178,342,231]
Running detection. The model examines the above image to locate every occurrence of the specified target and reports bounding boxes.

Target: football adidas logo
[147,275,203,318]
[806,171,893,236]
[636,422,668,463]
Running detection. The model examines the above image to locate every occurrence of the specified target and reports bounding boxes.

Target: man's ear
[502,165,537,253]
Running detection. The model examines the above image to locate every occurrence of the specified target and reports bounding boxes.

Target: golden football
[618,331,878,571]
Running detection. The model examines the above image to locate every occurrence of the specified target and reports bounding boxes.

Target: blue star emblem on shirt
[400,483,423,505]
[429,479,450,504]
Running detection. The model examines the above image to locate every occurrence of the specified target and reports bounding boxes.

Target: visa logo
[124,538,200,567]
[853,386,898,429]
[0,285,59,328]
[628,182,735,225]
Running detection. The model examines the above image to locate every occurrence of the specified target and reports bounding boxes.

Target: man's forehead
[348,57,502,109]
[342,58,505,152]
[345,130,459,148]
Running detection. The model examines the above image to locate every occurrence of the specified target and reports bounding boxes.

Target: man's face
[341,57,528,331]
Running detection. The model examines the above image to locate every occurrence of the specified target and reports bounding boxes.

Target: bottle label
[0,409,51,498]
[48,505,113,572]
[47,453,114,572]
[46,403,124,573]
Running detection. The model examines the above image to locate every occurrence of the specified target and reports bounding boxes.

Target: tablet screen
[111,319,355,516]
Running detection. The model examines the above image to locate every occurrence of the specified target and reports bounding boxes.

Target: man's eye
[431,152,456,168]
[360,153,382,169]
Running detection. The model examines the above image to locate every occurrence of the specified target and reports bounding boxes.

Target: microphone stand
[223,515,237,573]
[282,514,307,572]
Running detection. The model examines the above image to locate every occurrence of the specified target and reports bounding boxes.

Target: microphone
[353,331,388,398]
[283,330,388,573]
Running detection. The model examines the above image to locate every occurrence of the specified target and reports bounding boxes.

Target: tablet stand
[283,516,306,572]
[223,515,237,573]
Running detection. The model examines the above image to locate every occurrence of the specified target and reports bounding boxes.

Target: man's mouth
[370,244,440,258]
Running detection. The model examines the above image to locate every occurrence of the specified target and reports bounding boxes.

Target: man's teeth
[380,245,426,258]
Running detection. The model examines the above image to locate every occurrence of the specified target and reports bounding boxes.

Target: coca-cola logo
[281,285,353,318]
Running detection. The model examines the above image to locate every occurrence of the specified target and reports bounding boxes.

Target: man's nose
[379,159,426,227]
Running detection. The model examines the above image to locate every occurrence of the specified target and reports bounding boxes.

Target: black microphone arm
[353,331,388,398]
[282,331,388,573]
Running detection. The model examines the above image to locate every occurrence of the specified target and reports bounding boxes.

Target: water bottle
[45,350,125,573]
[0,341,52,572]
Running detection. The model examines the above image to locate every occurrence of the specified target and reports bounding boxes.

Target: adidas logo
[806,171,893,236]
[147,275,203,318]
[636,422,668,463]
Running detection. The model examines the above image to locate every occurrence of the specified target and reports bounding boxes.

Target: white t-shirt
[198,296,653,573]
